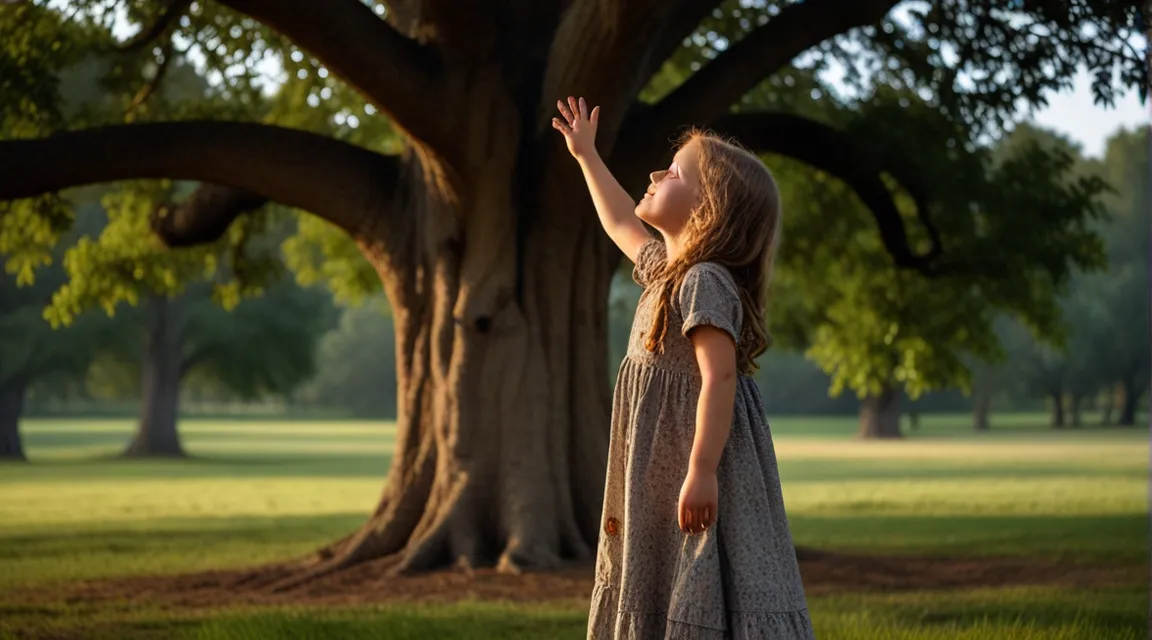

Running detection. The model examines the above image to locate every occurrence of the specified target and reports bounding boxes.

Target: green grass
[0,589,1144,640]
[0,413,1147,638]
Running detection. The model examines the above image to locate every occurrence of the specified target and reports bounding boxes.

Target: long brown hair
[643,128,783,375]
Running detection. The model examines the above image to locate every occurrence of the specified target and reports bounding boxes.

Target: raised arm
[552,96,652,263]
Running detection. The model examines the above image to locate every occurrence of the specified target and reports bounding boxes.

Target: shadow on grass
[7,589,1144,640]
[180,605,588,640]
[893,588,1144,638]
[0,601,588,640]
[778,462,1146,482]
[808,586,1146,640]
[0,513,369,559]
[789,513,1148,563]
[2,452,395,478]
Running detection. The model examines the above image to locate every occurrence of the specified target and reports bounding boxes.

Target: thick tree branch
[624,0,898,151]
[539,1,720,147]
[151,185,268,248]
[115,0,192,52]
[541,1,659,131]
[633,0,722,95]
[385,0,502,55]
[709,111,942,273]
[0,121,400,242]
[216,0,450,154]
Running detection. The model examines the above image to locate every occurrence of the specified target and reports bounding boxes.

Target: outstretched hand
[552,96,600,161]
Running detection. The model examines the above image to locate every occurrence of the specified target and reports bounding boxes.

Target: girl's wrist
[576,149,602,167]
[688,456,719,475]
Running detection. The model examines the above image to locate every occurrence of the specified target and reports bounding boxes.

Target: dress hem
[588,582,816,639]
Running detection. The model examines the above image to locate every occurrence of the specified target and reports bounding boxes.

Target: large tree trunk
[124,295,186,457]
[1118,377,1142,426]
[1050,391,1065,428]
[972,386,992,431]
[858,384,902,439]
[267,121,616,586]
[0,378,27,461]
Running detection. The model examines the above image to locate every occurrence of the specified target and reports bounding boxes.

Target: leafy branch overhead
[1,1,1140,282]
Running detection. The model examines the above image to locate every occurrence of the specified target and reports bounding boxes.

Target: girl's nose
[650,170,668,185]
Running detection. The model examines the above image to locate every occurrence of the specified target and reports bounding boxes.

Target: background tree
[968,317,1036,431]
[293,298,397,419]
[0,206,127,460]
[1091,128,1149,425]
[106,278,336,457]
[764,113,1107,438]
[1,17,339,456]
[0,0,1142,580]
[45,184,337,456]
[992,128,1149,429]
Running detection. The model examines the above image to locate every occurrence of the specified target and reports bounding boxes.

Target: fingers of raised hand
[551,117,571,135]
[556,99,575,127]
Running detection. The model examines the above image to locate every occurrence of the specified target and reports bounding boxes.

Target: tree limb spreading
[633,0,722,95]
[538,1,719,155]
[0,121,401,242]
[216,0,450,154]
[709,111,942,273]
[625,0,899,150]
[151,185,268,248]
[385,0,501,53]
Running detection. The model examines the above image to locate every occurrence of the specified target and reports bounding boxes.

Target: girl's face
[635,139,700,236]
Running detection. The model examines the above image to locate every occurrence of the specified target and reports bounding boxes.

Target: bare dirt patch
[13,550,1144,611]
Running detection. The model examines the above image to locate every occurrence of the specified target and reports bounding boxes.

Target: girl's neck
[660,231,686,263]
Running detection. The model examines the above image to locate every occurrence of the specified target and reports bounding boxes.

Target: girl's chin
[636,210,667,232]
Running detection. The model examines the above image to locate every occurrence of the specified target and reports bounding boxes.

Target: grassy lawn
[0,414,1146,639]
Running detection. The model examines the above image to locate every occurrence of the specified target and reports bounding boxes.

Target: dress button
[605,516,620,537]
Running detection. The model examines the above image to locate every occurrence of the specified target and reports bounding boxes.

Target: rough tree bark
[0,378,27,461]
[858,384,902,439]
[0,0,928,579]
[124,295,187,457]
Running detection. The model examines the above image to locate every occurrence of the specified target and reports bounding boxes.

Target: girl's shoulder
[677,261,743,343]
[680,261,740,299]
[632,237,666,288]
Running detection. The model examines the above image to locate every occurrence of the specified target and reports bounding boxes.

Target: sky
[1029,68,1147,158]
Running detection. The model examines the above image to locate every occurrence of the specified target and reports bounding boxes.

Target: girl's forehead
[675,139,700,161]
[673,140,701,175]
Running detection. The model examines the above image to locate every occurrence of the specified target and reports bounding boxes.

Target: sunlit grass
[0,414,1146,638]
[0,588,1143,640]
[1,415,1146,583]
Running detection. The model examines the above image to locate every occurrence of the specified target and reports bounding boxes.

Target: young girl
[553,97,815,640]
